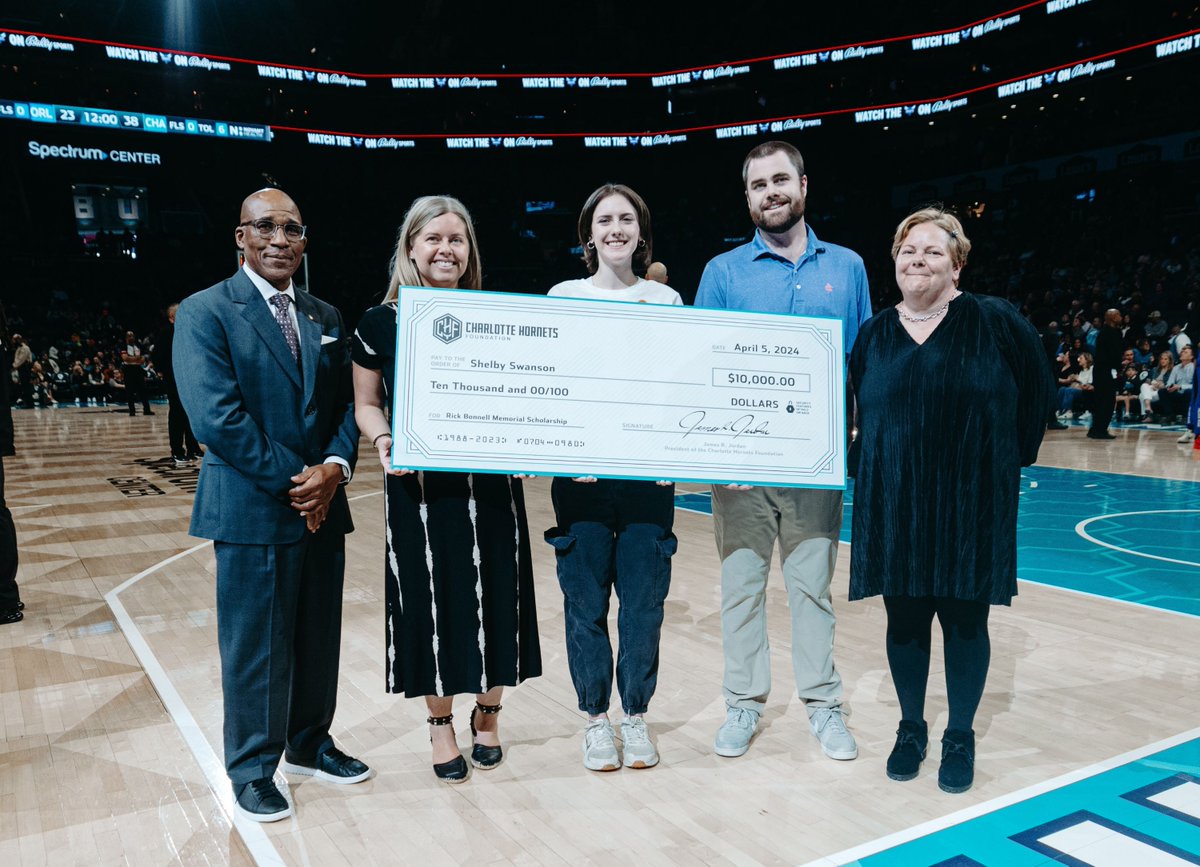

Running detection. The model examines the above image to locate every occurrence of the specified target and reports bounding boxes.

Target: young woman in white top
[545,184,681,772]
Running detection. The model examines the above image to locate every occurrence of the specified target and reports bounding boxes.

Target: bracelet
[372,432,392,446]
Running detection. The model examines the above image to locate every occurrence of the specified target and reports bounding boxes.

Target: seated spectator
[1184,362,1199,444]
[1115,365,1145,422]
[103,366,125,405]
[1160,345,1195,423]
[69,361,105,405]
[68,361,87,405]
[1133,338,1154,367]
[1140,351,1175,420]
[1058,351,1094,418]
[28,362,57,407]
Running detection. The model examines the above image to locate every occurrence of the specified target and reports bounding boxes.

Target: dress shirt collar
[242,263,295,305]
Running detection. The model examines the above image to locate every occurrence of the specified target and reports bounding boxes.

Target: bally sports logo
[433,314,462,344]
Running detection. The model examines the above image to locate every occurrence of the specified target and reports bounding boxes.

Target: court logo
[433,314,462,344]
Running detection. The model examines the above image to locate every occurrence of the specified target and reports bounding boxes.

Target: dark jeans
[1159,389,1192,419]
[0,457,19,611]
[545,478,676,715]
[166,387,200,458]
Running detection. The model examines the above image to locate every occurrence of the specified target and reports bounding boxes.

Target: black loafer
[1,607,23,625]
[234,777,292,822]
[281,745,371,784]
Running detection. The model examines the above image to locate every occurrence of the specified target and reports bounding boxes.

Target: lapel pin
[307,313,315,321]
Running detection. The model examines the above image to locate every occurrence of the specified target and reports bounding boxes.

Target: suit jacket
[173,270,358,545]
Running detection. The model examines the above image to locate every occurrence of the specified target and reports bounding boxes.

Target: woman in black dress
[849,207,1053,793]
[351,195,541,783]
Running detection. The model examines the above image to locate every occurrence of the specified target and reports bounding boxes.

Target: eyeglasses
[239,219,307,241]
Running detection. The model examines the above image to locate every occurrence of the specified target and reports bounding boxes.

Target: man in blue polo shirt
[696,141,871,761]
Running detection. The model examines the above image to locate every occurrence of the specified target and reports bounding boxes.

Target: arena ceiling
[0,0,1045,73]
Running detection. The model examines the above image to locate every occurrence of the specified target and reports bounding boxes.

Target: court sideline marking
[802,724,1200,867]
[103,490,383,867]
[102,488,1199,865]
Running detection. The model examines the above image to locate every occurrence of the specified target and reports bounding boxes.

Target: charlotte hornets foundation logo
[433,314,462,344]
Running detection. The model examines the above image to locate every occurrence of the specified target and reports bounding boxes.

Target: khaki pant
[711,485,844,711]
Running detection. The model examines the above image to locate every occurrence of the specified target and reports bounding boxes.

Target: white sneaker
[1179,431,1196,443]
[808,706,858,760]
[582,719,620,771]
[620,716,659,768]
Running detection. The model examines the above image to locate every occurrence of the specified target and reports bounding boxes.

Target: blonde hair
[891,206,971,270]
[384,195,482,302]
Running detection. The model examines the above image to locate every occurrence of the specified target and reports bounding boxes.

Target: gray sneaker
[714,706,760,757]
[620,716,659,768]
[809,706,858,760]
[582,719,620,771]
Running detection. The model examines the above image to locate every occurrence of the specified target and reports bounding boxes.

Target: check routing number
[391,286,845,488]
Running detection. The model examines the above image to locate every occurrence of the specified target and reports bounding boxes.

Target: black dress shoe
[1087,431,1116,440]
[0,607,23,625]
[281,745,371,784]
[469,702,504,770]
[234,777,292,822]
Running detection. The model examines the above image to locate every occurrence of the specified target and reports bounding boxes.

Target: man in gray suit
[175,188,367,823]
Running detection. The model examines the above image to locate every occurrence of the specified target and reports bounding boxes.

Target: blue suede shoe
[714,706,760,757]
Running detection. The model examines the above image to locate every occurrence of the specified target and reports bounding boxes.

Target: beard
[752,195,805,234]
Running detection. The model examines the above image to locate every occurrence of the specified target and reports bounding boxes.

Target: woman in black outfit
[849,208,1053,793]
[351,195,541,783]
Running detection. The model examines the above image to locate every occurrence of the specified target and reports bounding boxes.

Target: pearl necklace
[897,292,958,323]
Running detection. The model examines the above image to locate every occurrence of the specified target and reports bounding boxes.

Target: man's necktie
[269,292,300,364]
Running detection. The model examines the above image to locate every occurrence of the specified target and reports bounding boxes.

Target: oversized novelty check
[391,286,845,488]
